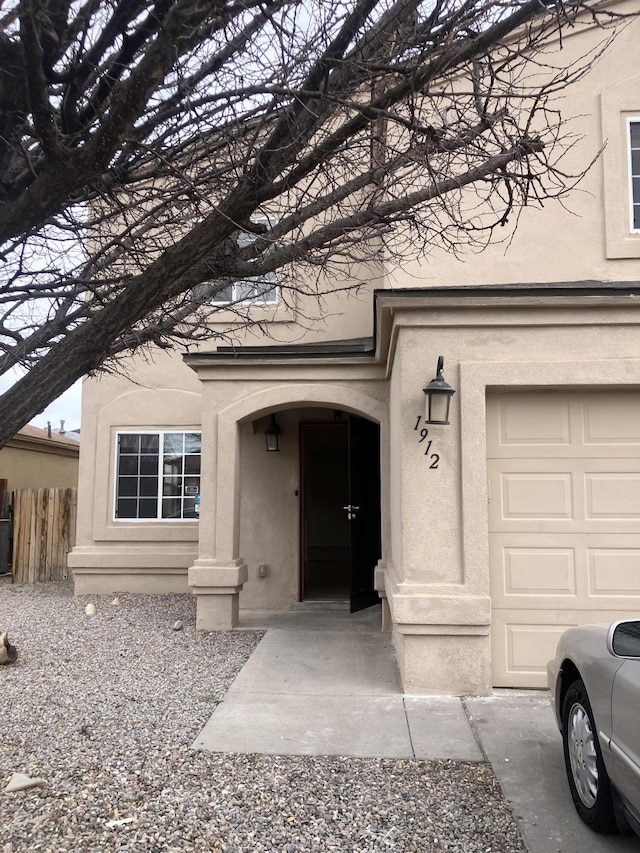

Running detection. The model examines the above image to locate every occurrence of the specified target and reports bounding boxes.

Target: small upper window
[209,218,279,306]
[600,79,640,258]
[629,119,640,233]
[209,273,278,306]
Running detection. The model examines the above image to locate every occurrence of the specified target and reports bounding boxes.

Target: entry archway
[189,382,388,630]
[214,385,387,614]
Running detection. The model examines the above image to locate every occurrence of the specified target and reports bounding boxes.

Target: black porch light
[423,356,456,425]
[264,413,282,452]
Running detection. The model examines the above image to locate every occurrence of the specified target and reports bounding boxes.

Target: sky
[0,370,83,433]
[31,381,83,432]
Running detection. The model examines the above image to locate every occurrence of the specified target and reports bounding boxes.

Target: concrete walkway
[193,604,640,853]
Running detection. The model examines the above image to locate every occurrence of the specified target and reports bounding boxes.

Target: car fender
[551,625,623,770]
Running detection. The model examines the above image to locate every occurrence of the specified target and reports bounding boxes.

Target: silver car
[548,619,640,836]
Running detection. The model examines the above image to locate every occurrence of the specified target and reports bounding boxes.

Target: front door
[300,416,380,611]
[347,415,381,611]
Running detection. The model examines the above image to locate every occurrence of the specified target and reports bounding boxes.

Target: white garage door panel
[583,395,640,444]
[502,547,576,595]
[492,541,577,599]
[491,534,640,606]
[489,460,640,532]
[590,549,640,595]
[492,395,571,447]
[491,616,575,689]
[492,610,640,689]
[488,392,640,688]
[487,393,640,458]
[587,473,640,517]
[500,472,573,519]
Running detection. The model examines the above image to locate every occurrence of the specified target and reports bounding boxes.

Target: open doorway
[300,416,380,611]
[301,422,349,600]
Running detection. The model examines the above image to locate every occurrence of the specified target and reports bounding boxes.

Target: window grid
[629,118,640,233]
[209,217,279,306]
[209,276,278,306]
[115,431,201,521]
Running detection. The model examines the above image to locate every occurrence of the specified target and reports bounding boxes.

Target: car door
[610,623,640,824]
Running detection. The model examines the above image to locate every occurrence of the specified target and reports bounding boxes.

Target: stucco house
[0,425,79,495]
[0,425,80,576]
[68,6,640,695]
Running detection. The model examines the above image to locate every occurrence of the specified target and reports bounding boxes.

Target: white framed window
[601,77,640,258]
[209,217,279,306]
[209,272,278,305]
[114,431,201,521]
[629,118,640,233]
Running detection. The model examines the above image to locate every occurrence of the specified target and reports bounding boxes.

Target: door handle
[343,504,360,520]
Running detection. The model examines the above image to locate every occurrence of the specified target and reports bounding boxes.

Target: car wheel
[562,678,617,833]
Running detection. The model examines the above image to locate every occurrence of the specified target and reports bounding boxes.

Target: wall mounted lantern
[423,356,455,425]
[264,413,282,452]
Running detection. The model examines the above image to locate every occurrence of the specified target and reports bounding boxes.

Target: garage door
[488,391,640,688]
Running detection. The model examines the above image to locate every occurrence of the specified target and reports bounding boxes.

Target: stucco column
[385,337,491,694]
[188,391,247,630]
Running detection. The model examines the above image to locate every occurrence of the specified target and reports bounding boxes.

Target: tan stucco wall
[0,442,78,491]
[378,293,640,693]
[238,407,336,610]
[384,6,640,289]
[197,265,382,351]
[69,352,203,593]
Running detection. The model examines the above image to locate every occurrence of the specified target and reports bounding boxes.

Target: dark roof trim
[373,281,640,299]
[186,337,374,362]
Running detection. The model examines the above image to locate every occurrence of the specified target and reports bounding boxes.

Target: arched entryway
[188,381,388,631]
[300,414,381,611]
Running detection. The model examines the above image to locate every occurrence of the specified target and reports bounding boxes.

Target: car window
[612,621,640,657]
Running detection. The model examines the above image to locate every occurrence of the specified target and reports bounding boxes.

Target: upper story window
[629,119,640,233]
[209,218,279,306]
[601,76,640,259]
[115,431,201,521]
[209,273,278,305]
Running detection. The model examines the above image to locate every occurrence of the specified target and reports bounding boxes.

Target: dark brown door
[300,417,380,611]
[301,423,349,600]
[347,415,381,612]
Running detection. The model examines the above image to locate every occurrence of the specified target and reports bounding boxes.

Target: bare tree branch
[0,0,634,445]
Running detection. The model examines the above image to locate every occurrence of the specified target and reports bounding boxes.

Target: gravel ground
[0,582,526,853]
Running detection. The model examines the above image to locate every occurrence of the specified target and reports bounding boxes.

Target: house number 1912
[414,415,440,468]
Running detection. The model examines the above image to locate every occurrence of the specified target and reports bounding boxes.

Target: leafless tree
[0,0,631,446]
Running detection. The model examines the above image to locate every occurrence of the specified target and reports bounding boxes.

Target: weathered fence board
[0,479,9,519]
[11,488,77,583]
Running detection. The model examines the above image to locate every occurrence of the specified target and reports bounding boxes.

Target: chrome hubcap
[568,701,598,808]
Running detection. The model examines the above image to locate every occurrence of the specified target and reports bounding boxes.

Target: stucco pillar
[189,560,247,630]
[384,336,491,693]
[188,393,247,630]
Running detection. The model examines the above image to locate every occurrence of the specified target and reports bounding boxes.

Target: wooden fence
[0,478,9,519]
[11,488,77,583]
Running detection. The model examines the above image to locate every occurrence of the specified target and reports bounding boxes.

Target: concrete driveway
[193,605,640,853]
[464,692,639,853]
